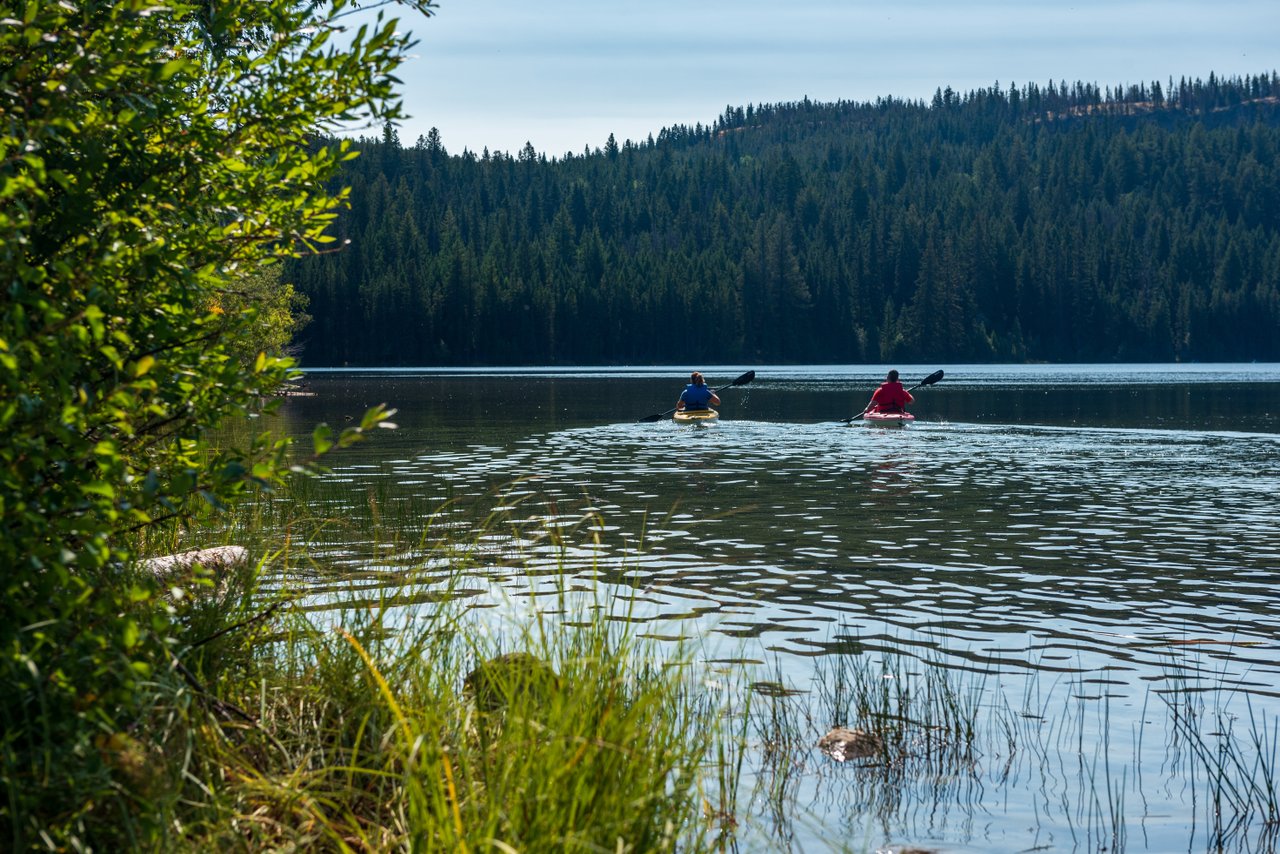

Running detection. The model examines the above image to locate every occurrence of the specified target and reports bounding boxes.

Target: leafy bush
[0,0,424,846]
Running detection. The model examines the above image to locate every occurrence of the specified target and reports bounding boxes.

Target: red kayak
[862,410,915,427]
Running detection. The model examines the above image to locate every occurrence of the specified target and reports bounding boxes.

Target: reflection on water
[270,365,1280,852]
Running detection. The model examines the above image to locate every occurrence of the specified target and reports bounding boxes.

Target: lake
[271,363,1280,853]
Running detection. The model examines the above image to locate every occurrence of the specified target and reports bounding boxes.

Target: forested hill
[288,72,1280,366]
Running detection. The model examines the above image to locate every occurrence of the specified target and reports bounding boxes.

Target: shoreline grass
[157,552,741,852]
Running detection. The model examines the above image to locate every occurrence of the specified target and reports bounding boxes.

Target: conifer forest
[287,73,1280,365]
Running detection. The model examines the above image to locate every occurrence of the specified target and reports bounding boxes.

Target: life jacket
[870,381,911,412]
[681,383,713,410]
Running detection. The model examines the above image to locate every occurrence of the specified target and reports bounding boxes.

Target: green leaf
[312,424,333,456]
[81,482,116,499]
[0,0,426,806]
[122,620,139,650]
[158,59,188,80]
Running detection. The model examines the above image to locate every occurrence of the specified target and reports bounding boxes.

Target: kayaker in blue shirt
[676,371,721,412]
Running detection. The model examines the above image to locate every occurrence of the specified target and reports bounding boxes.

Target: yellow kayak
[673,408,719,424]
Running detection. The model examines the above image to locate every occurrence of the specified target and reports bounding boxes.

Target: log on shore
[141,546,249,580]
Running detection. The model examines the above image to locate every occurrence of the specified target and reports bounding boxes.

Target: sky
[370,0,1280,157]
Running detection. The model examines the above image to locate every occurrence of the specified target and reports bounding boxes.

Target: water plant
[1161,678,1280,852]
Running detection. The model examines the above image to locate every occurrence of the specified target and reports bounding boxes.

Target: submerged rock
[463,652,561,714]
[816,726,883,762]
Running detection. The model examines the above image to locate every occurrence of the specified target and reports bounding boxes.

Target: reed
[811,641,991,768]
[748,670,810,848]
[1161,679,1280,852]
[736,640,1007,854]
[148,557,737,851]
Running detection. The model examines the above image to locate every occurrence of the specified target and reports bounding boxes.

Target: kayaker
[867,369,914,414]
[676,371,721,412]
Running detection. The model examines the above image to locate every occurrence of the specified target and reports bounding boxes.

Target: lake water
[274,364,1280,853]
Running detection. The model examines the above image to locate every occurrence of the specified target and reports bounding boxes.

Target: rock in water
[816,726,883,762]
[463,652,561,714]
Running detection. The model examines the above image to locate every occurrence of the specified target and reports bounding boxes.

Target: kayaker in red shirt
[868,369,914,414]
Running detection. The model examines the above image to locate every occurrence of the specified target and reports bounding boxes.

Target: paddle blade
[712,370,756,394]
[638,413,663,423]
[917,369,944,387]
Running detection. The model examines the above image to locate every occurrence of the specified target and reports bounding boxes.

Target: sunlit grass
[160,558,739,851]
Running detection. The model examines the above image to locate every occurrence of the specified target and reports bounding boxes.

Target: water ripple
[285,417,1280,710]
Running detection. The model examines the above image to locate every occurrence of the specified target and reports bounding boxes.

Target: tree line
[287,71,1280,365]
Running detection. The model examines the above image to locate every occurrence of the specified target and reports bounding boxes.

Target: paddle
[638,370,756,423]
[841,369,944,424]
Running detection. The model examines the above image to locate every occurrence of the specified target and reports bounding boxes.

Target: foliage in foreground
[0,0,423,846]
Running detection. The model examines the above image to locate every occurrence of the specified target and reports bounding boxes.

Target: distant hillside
[287,72,1280,365]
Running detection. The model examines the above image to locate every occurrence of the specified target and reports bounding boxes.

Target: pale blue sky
[380,0,1279,156]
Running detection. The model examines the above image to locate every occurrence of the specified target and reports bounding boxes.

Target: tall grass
[736,645,1004,853]
[1161,675,1280,852]
[157,550,737,851]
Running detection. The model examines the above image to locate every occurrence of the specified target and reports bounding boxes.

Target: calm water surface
[275,364,1280,853]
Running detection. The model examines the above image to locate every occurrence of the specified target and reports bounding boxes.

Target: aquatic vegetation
[110,464,1280,853]
[1161,674,1280,852]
